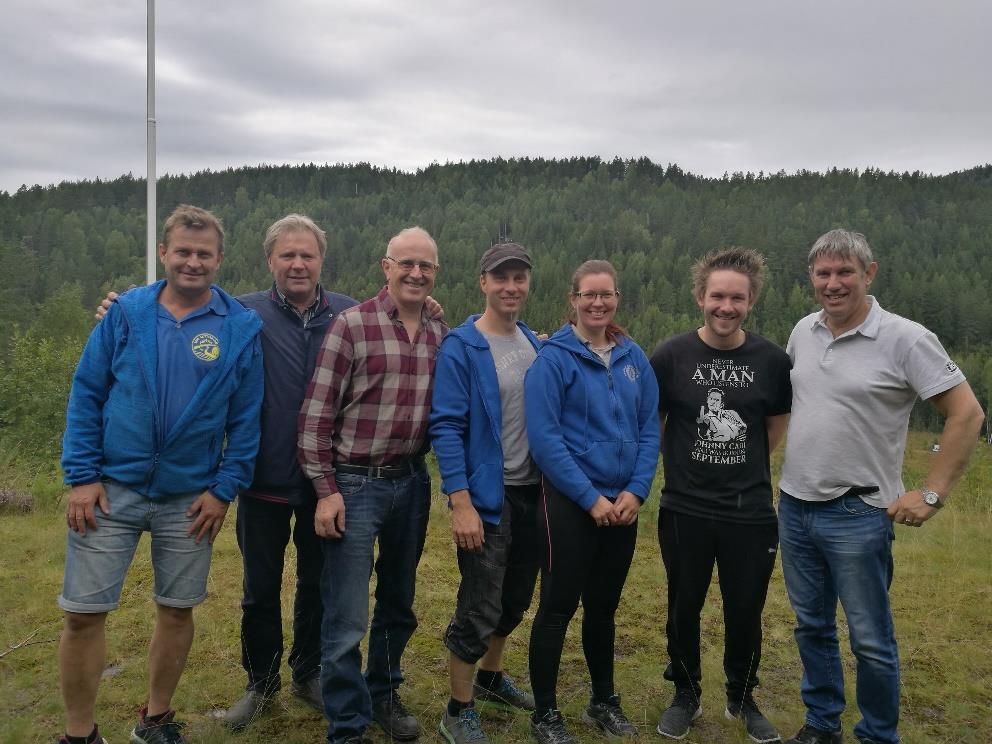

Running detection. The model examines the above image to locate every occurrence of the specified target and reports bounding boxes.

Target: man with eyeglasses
[299,226,448,744]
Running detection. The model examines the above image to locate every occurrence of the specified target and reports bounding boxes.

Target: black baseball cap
[479,242,533,274]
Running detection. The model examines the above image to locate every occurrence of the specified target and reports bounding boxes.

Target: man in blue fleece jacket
[430,243,542,744]
[58,205,263,744]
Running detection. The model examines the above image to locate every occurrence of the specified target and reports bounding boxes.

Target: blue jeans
[779,491,899,744]
[60,480,212,612]
[319,467,431,743]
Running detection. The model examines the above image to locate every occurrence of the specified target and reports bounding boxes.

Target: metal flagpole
[146,0,157,285]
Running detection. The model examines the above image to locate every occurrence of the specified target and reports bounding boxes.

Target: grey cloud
[1,0,989,193]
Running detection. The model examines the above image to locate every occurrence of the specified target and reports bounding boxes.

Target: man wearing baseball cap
[430,242,543,743]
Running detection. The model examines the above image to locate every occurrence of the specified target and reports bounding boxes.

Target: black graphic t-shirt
[650,330,792,524]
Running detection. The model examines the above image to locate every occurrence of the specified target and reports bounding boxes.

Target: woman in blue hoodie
[524,260,660,743]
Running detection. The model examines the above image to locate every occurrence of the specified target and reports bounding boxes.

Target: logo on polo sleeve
[191,333,220,362]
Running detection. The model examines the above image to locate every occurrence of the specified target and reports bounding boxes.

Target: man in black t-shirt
[650,247,792,743]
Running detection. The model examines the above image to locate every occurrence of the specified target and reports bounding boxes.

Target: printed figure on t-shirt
[696,387,747,443]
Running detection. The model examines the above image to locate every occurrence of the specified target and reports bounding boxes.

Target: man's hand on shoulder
[94,285,137,321]
[315,492,346,539]
[186,490,230,544]
[66,482,110,534]
[449,489,484,552]
[425,295,445,320]
[886,489,938,528]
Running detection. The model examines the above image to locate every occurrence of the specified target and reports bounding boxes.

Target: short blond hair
[161,204,224,253]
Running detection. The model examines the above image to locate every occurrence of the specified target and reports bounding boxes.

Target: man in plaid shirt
[299,226,447,744]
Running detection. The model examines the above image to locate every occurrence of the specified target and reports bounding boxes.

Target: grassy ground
[1,433,989,743]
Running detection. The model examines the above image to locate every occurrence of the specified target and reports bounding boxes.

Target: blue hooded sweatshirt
[524,323,660,511]
[61,281,264,502]
[429,315,541,524]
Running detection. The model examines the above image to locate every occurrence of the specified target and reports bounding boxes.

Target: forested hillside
[1,157,990,462]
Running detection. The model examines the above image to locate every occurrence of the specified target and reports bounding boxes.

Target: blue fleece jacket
[524,324,660,511]
[429,315,541,524]
[61,281,264,502]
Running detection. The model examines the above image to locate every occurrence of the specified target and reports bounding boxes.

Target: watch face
[923,490,939,505]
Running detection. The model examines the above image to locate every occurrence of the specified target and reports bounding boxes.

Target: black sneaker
[439,706,490,743]
[530,709,577,744]
[655,689,701,740]
[371,690,420,741]
[725,698,780,743]
[474,673,536,712]
[290,675,324,714]
[57,732,109,744]
[582,694,639,737]
[782,724,843,744]
[130,709,187,744]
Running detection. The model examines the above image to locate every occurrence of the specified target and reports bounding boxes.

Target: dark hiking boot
[371,690,420,741]
[782,724,843,744]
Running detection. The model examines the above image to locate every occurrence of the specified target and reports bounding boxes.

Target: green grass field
[1,433,989,744]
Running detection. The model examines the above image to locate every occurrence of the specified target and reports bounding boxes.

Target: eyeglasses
[572,290,620,302]
[384,256,439,274]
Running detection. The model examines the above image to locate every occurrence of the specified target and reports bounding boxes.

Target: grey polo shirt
[780,297,965,508]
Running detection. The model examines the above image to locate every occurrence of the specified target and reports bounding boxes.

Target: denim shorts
[59,480,213,613]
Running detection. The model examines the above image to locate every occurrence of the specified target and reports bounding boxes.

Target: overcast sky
[3,0,989,194]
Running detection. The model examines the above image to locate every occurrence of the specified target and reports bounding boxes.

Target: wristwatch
[920,486,944,509]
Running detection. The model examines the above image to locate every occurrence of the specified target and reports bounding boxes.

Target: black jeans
[658,508,778,701]
[528,480,638,712]
[236,495,323,692]
[445,483,541,663]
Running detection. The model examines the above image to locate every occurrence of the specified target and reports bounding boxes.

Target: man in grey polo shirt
[778,229,984,744]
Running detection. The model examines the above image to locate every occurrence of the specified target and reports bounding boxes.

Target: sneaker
[530,709,577,744]
[439,706,490,743]
[291,675,324,714]
[57,732,109,744]
[130,709,187,744]
[725,698,780,743]
[213,689,274,730]
[371,690,420,741]
[582,694,639,737]
[782,725,843,744]
[655,689,702,740]
[474,673,536,712]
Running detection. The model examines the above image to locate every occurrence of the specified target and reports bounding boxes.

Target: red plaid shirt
[298,286,447,498]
